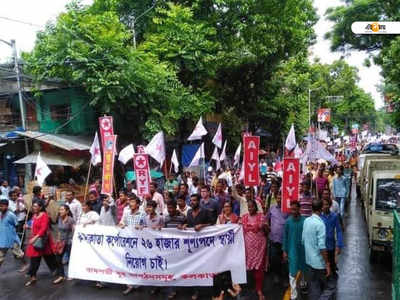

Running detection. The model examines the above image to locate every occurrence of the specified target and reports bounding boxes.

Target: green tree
[326,0,400,129]
[23,1,214,140]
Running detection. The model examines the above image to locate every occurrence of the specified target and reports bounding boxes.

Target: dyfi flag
[188,117,208,141]
[34,152,51,187]
[294,144,303,159]
[285,124,296,151]
[211,145,221,171]
[234,143,241,166]
[118,144,135,165]
[189,143,205,167]
[212,123,223,148]
[220,140,227,161]
[145,131,166,166]
[89,132,102,166]
[171,149,179,173]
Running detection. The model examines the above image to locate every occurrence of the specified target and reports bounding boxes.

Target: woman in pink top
[241,200,268,300]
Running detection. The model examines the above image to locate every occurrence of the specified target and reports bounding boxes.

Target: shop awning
[16,131,91,151]
[14,151,85,168]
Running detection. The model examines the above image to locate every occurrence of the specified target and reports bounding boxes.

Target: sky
[0,0,384,108]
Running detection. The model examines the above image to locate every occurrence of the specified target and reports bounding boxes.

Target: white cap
[208,166,213,172]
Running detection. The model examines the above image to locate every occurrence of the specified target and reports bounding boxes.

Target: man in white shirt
[218,169,233,188]
[188,176,199,196]
[149,182,165,215]
[65,190,82,223]
[0,180,10,199]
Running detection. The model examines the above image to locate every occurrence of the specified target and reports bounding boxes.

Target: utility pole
[11,39,31,184]
[129,0,158,49]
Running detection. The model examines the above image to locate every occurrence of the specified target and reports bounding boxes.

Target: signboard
[243,136,260,186]
[99,116,114,147]
[101,135,117,195]
[133,153,151,197]
[282,158,300,213]
[317,108,331,123]
[68,225,247,286]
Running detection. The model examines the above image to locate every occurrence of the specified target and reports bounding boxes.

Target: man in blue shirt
[333,166,348,219]
[0,199,19,268]
[321,198,344,278]
[302,200,335,300]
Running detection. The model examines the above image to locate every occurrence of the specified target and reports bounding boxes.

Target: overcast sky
[0,0,383,108]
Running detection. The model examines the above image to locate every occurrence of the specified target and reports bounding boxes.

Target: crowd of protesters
[0,150,357,300]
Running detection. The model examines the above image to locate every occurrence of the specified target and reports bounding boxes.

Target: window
[375,178,400,211]
[50,104,70,121]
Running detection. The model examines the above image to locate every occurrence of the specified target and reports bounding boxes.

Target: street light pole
[1,38,31,184]
[11,40,27,131]
[129,0,157,49]
[308,88,311,128]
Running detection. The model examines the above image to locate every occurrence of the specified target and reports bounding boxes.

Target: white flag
[220,140,227,161]
[34,152,51,187]
[239,160,245,181]
[212,123,223,148]
[171,149,179,173]
[145,131,166,166]
[294,144,303,158]
[118,144,135,165]
[189,143,205,167]
[187,117,208,141]
[234,143,241,166]
[89,132,102,166]
[211,145,221,171]
[285,124,296,151]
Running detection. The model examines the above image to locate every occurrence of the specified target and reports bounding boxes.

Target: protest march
[2,113,391,300]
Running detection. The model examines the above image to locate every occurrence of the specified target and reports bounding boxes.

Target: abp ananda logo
[365,22,386,32]
[352,22,400,34]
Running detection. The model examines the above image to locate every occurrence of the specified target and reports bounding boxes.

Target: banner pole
[84,163,92,203]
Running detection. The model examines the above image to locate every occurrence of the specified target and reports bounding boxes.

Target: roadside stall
[14,131,92,203]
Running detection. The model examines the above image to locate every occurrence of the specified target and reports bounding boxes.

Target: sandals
[168,291,177,299]
[192,290,199,300]
[53,276,64,284]
[25,279,37,287]
[122,286,134,295]
[96,282,104,289]
[18,265,29,273]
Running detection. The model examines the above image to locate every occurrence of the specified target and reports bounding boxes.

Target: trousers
[307,265,337,300]
[28,254,59,277]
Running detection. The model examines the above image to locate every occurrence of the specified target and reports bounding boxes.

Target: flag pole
[83,163,92,203]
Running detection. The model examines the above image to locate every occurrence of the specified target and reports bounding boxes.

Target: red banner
[282,158,300,213]
[317,108,331,123]
[243,136,260,186]
[133,153,151,198]
[99,116,114,148]
[101,135,117,195]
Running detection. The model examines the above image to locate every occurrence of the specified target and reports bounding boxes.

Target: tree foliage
[23,0,379,146]
[23,1,214,140]
[326,0,399,129]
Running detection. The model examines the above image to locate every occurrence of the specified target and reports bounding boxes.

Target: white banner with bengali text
[68,224,246,286]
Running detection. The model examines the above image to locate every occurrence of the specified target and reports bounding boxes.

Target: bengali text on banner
[68,224,247,286]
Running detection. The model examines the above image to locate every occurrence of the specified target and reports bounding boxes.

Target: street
[337,195,392,300]
[0,194,392,300]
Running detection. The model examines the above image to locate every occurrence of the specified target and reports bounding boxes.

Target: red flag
[282,158,300,213]
[133,153,151,197]
[101,135,117,195]
[243,136,260,186]
[99,116,114,148]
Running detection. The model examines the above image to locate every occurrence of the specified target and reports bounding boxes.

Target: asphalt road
[337,191,392,300]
